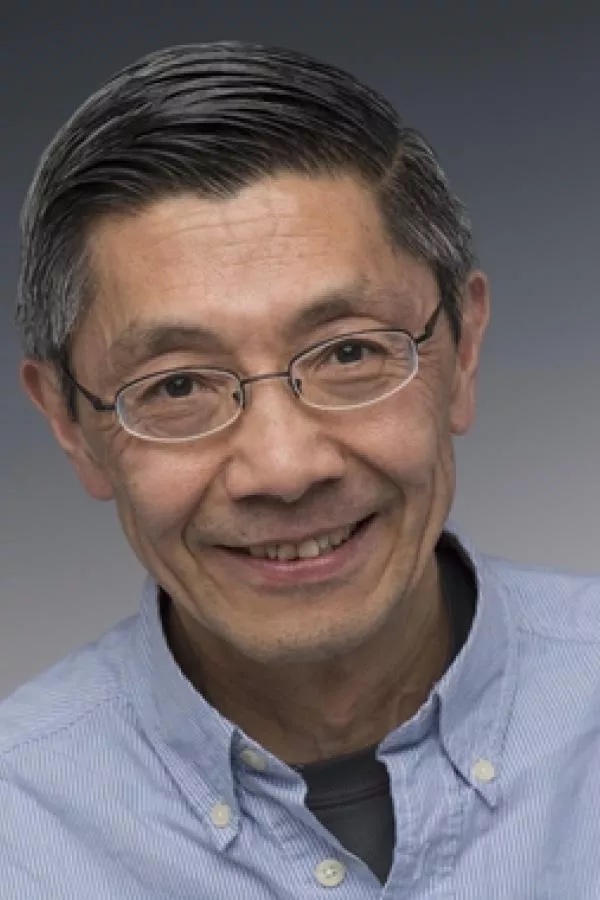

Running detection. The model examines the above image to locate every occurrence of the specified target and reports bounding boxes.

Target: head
[17,43,489,668]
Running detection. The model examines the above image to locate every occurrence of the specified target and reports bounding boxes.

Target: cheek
[111,449,215,545]
[352,390,450,489]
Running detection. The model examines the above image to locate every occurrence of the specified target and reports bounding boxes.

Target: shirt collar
[126,525,519,813]
[434,526,520,807]
[126,579,242,845]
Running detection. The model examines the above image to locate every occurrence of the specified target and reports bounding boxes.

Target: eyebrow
[105,282,411,378]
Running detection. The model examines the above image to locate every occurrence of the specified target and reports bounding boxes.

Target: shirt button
[471,757,496,783]
[210,802,232,828]
[240,748,267,771]
[315,858,346,887]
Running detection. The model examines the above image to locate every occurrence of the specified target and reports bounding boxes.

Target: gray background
[2,1,599,698]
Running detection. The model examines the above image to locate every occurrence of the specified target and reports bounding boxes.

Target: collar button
[210,801,232,828]
[471,757,496,783]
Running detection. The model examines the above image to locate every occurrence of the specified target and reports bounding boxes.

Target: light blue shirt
[3,531,600,898]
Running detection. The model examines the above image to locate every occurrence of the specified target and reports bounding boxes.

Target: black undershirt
[296,537,477,885]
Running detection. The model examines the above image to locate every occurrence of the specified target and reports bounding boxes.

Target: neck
[164,555,450,765]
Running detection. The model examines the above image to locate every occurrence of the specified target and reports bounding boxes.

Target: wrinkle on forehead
[78,174,440,381]
[89,173,383,280]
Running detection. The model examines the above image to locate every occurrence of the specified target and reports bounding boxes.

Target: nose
[223,378,346,503]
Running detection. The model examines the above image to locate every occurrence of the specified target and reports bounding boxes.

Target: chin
[227,611,387,667]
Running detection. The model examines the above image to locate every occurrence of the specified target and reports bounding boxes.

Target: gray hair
[16,42,475,379]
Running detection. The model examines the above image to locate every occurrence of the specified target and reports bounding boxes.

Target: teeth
[248,546,264,558]
[277,543,298,561]
[329,528,347,547]
[247,524,355,562]
[297,539,321,559]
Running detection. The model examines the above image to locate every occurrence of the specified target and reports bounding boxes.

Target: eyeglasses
[62,301,444,443]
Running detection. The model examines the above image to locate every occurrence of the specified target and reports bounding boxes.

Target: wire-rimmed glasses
[63,300,443,442]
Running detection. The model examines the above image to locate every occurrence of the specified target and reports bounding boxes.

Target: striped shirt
[2,530,600,898]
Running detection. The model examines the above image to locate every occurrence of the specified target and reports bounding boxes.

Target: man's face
[26,173,488,665]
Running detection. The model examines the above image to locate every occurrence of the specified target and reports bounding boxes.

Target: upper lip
[218,515,371,549]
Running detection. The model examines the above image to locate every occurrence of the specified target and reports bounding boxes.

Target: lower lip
[210,516,377,587]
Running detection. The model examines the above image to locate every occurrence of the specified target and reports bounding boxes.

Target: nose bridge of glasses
[237,369,300,405]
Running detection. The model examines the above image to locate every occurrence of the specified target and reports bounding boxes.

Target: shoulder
[0,613,139,759]
[477,549,600,644]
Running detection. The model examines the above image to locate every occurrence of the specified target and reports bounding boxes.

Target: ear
[20,360,114,501]
[449,271,490,435]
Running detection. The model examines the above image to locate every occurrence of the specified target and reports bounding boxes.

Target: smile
[246,523,357,562]
[211,514,378,587]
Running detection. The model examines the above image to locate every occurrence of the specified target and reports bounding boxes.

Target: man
[2,41,600,899]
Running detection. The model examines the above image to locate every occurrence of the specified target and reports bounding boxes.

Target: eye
[324,338,387,367]
[330,340,376,364]
[138,371,216,403]
[160,374,197,398]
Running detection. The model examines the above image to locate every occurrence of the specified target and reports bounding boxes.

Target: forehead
[82,174,437,360]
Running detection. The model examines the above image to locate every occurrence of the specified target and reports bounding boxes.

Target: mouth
[209,514,379,588]
[223,515,374,563]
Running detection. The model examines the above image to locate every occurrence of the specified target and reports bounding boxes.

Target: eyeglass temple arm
[414,300,444,345]
[60,363,116,412]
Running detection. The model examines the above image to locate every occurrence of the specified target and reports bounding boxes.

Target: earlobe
[449,271,490,435]
[20,359,114,501]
